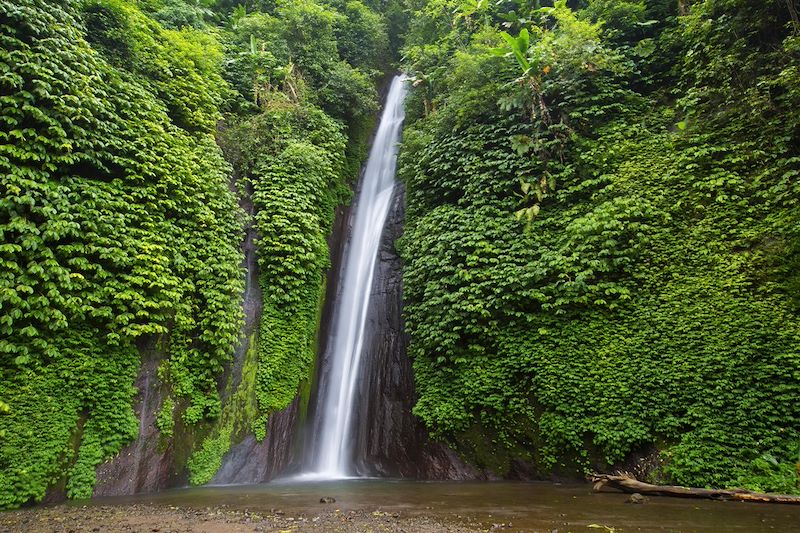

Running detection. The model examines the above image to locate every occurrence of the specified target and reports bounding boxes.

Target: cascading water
[304,75,408,479]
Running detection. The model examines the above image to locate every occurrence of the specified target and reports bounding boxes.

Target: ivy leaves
[0,0,243,507]
[400,0,800,492]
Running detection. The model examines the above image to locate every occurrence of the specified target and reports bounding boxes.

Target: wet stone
[626,493,648,504]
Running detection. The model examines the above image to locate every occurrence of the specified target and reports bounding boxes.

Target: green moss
[187,329,262,484]
[187,425,233,486]
[298,277,329,424]
[156,397,176,440]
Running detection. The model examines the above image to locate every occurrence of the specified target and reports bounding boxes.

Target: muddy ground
[0,503,509,532]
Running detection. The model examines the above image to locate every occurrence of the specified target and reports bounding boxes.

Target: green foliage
[81,0,229,132]
[328,0,390,70]
[151,0,214,29]
[156,397,176,439]
[219,104,348,440]
[400,0,800,491]
[0,0,243,507]
[276,0,341,83]
[252,141,340,415]
[4,0,798,506]
[580,0,649,43]
[317,60,380,122]
[187,424,233,485]
[1,0,387,506]
[221,12,283,108]
[221,0,381,120]
[0,330,138,506]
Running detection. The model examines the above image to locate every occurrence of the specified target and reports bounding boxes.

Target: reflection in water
[83,480,800,532]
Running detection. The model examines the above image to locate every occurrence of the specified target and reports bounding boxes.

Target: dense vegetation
[0,0,390,507]
[0,0,245,507]
[185,0,390,482]
[1,0,798,510]
[399,0,800,492]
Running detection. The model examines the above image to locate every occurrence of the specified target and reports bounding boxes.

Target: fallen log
[590,473,800,505]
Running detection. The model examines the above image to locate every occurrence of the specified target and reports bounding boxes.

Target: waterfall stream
[304,75,408,479]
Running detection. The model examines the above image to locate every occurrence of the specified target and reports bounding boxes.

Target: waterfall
[304,75,408,479]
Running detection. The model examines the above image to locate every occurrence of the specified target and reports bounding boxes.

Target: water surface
[84,480,800,532]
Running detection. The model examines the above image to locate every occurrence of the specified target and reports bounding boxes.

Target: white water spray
[305,75,407,479]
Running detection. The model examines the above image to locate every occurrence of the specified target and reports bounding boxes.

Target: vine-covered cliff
[0,0,393,508]
[2,0,799,510]
[398,0,800,492]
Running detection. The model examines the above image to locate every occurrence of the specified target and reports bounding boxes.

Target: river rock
[626,493,648,504]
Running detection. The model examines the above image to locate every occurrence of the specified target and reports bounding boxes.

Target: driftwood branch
[590,473,800,505]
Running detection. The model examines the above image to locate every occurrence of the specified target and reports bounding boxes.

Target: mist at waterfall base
[296,75,408,480]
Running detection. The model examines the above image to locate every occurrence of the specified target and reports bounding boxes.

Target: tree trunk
[590,473,800,505]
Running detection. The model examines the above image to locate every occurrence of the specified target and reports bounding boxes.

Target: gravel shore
[0,503,491,533]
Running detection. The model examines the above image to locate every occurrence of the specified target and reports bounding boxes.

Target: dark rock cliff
[212,179,476,484]
[94,339,183,496]
[207,197,359,483]
[345,183,476,479]
[210,396,302,484]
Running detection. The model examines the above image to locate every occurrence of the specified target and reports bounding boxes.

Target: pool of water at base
[80,479,800,532]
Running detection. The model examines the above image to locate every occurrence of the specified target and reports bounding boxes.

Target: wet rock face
[348,184,476,480]
[94,339,178,496]
[211,193,357,483]
[300,181,475,480]
[211,396,301,484]
[209,203,304,485]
